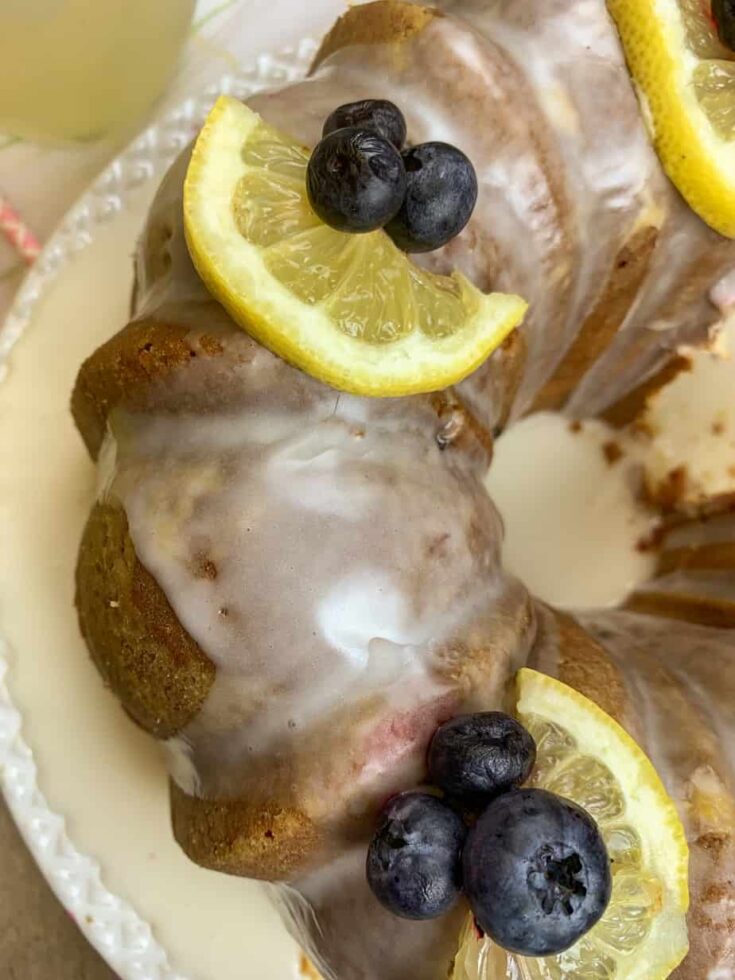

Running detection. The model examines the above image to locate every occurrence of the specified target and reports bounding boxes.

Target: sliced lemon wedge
[183,96,526,396]
[452,668,689,980]
[608,0,735,237]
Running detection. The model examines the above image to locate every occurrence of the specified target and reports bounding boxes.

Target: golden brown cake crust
[76,500,215,739]
[311,1,441,71]
[658,542,735,575]
[170,781,321,881]
[71,315,230,460]
[552,611,628,723]
[530,607,629,725]
[532,225,660,414]
[623,591,735,629]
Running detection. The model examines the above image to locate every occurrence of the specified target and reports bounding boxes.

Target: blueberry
[385,142,478,253]
[713,0,735,50]
[366,792,467,920]
[323,99,407,149]
[307,127,406,234]
[428,712,536,803]
[463,788,612,956]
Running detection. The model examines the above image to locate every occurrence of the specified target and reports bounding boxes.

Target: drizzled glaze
[244,0,735,426]
[90,2,735,978]
[106,368,531,810]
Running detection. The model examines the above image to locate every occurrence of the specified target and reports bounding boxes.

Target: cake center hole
[484,412,656,610]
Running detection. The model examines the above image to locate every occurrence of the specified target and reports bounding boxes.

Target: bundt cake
[71,2,734,978]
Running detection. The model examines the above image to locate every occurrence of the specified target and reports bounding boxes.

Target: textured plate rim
[0,39,316,980]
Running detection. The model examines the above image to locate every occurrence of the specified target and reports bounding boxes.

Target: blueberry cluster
[713,0,735,50]
[306,99,478,252]
[366,712,612,958]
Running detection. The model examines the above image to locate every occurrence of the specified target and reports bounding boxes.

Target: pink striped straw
[0,192,41,265]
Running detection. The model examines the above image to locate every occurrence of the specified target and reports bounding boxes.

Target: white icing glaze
[105,366,529,805]
[237,0,735,426]
[89,2,735,977]
[133,0,735,428]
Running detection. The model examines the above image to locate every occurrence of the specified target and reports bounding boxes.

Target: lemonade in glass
[0,0,196,141]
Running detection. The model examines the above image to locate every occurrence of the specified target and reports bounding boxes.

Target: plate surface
[0,46,318,980]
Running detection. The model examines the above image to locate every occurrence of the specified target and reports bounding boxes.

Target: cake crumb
[631,416,656,439]
[711,418,726,436]
[636,522,666,553]
[696,832,729,857]
[602,441,624,465]
[569,420,583,434]
[109,600,119,609]
[199,334,224,356]
[192,554,218,580]
[647,466,689,512]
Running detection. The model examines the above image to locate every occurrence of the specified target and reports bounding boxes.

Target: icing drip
[105,343,530,811]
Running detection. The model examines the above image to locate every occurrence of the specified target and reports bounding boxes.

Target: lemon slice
[607,0,735,237]
[452,668,689,980]
[184,96,526,396]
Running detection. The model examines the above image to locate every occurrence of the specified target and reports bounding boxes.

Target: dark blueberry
[323,99,407,149]
[428,711,536,803]
[463,788,612,956]
[713,0,735,51]
[385,142,478,253]
[366,792,467,920]
[307,127,406,233]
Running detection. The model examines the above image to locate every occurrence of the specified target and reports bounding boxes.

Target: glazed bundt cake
[72,2,734,978]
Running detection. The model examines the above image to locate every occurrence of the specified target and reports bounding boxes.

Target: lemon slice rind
[515,668,689,980]
[608,0,735,237]
[451,669,690,980]
[184,96,527,396]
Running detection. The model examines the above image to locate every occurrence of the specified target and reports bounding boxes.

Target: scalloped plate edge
[0,39,317,980]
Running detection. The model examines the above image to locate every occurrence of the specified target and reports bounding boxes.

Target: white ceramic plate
[0,45,318,980]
